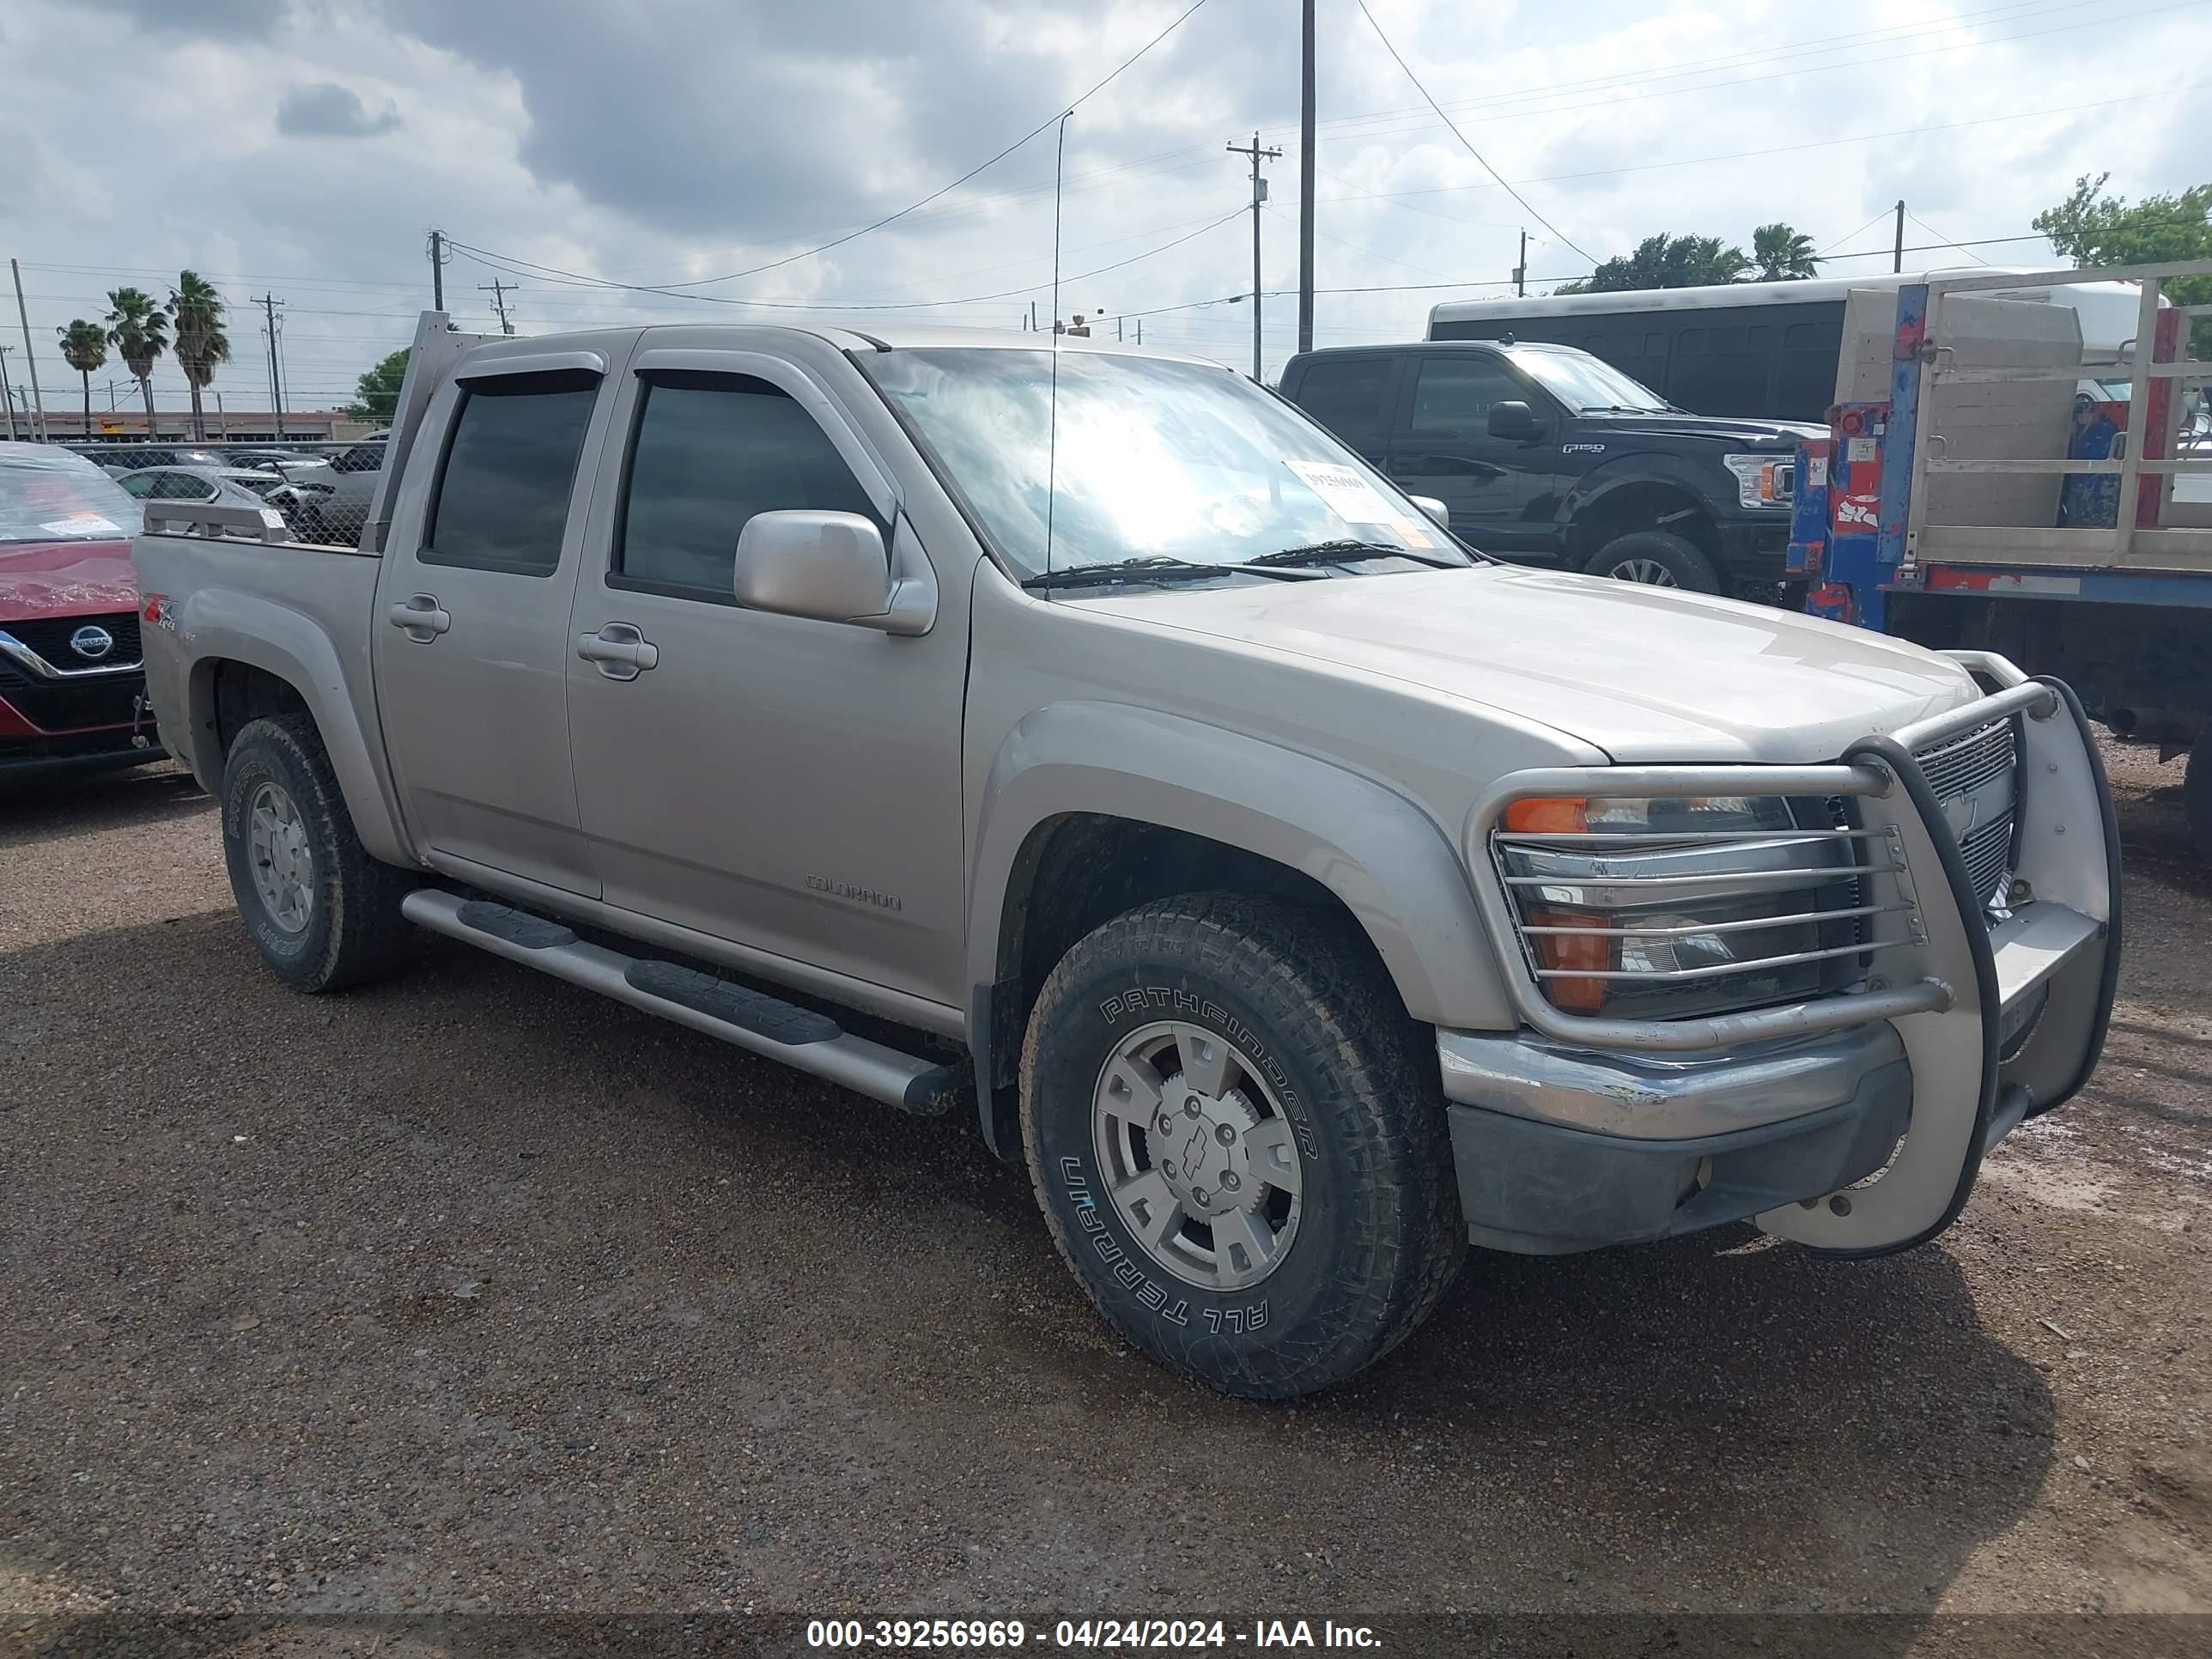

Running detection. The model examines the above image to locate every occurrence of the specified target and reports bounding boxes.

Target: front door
[372,357,620,896]
[1388,353,1563,557]
[562,344,969,1009]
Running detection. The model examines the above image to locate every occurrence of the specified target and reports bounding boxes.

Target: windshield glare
[1509,347,1668,413]
[865,348,1461,578]
[0,447,137,545]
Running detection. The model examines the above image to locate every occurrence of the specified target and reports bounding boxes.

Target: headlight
[1495,794,1872,1019]
[1722,453,1793,509]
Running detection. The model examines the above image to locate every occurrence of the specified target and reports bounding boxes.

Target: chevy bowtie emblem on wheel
[70,625,115,661]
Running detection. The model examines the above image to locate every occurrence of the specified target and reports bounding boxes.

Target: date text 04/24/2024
[804,1619,1382,1649]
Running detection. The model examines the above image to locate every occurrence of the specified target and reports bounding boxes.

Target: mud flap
[1756,679,2117,1257]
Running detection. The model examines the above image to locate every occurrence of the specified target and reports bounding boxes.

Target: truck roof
[781,322,1225,368]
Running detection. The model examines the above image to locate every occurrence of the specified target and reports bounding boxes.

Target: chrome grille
[1915,717,2014,801]
[1912,716,2017,912]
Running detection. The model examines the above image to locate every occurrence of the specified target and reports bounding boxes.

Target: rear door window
[1291,356,1396,440]
[423,371,600,576]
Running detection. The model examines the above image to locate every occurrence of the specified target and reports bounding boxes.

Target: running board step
[402,889,966,1116]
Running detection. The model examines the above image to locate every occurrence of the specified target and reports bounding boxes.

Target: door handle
[577,622,659,681]
[387,593,451,642]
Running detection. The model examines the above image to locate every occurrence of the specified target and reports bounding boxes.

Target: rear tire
[220,714,413,993]
[2185,744,2212,863]
[1020,893,1465,1399]
[1587,528,1721,592]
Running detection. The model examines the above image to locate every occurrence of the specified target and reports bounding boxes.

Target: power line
[1294,0,2100,143]
[453,208,1246,313]
[1297,0,2200,155]
[1907,209,1995,265]
[1325,82,2209,204]
[1350,0,1595,264]
[452,0,1214,300]
[1819,209,1900,258]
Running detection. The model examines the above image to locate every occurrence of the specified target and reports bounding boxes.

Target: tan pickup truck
[133,313,2120,1398]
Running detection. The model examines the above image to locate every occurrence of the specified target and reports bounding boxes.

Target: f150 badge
[1561,441,1607,454]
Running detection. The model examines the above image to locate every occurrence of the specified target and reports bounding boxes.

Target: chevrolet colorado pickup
[134,314,2120,1398]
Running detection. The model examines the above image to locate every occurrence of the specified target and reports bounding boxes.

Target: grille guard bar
[1462,653,2120,1258]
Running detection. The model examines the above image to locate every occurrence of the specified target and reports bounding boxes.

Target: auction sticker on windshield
[39,515,125,538]
[1284,459,1400,529]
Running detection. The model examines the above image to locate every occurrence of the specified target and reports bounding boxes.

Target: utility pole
[1893,199,1905,274]
[1136,319,1143,346]
[1228,130,1283,382]
[1515,229,1528,298]
[215,391,226,437]
[0,345,15,441]
[428,228,447,310]
[256,294,286,440]
[478,278,517,335]
[1030,300,1039,332]
[11,258,46,440]
[1297,0,1316,356]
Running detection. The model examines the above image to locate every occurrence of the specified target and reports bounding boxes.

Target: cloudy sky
[0,0,2203,418]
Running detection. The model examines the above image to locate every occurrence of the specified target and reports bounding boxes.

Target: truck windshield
[1506,347,1669,414]
[0,447,137,544]
[864,348,1466,580]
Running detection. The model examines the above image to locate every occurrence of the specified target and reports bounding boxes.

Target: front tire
[1020,894,1465,1398]
[1587,528,1721,592]
[221,714,413,993]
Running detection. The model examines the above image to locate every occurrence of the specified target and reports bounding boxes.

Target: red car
[0,444,163,774]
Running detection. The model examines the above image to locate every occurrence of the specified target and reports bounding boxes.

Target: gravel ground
[1,746,2207,1653]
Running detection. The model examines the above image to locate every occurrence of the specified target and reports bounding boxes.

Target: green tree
[54,319,108,440]
[1751,222,1819,282]
[1555,233,1751,295]
[346,348,410,425]
[2033,172,2212,356]
[103,287,168,434]
[167,270,231,443]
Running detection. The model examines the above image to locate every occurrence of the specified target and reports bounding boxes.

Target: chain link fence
[62,436,386,546]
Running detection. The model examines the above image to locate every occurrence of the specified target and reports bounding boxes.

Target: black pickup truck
[1279,339,1821,594]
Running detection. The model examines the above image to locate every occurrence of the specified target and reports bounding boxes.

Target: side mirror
[1487,401,1543,442]
[1408,494,1450,529]
[732,510,937,636]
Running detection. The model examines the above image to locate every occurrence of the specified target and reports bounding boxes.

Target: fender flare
[1559,457,1724,539]
[178,589,413,866]
[965,702,1516,1149]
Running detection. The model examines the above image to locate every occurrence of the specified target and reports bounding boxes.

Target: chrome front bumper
[1442,653,2122,1257]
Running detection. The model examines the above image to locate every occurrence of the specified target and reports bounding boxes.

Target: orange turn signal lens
[1527,906,1613,1012]
[1503,796,1589,835]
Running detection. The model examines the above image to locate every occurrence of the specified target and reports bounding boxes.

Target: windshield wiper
[1248,538,1468,571]
[1579,404,1666,416]
[1020,555,1324,591]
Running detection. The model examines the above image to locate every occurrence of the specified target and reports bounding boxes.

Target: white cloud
[0,0,2202,413]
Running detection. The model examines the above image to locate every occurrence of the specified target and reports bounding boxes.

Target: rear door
[1284,353,1401,467]
[1387,351,1564,557]
[372,346,628,896]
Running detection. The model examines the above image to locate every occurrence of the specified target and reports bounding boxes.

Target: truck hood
[1577,410,1826,449]
[0,538,139,623]
[1091,563,1978,763]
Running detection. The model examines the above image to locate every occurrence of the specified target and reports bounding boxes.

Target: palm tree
[167,270,231,442]
[1559,233,1752,294]
[103,287,169,436]
[1752,222,1820,283]
[55,320,108,441]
